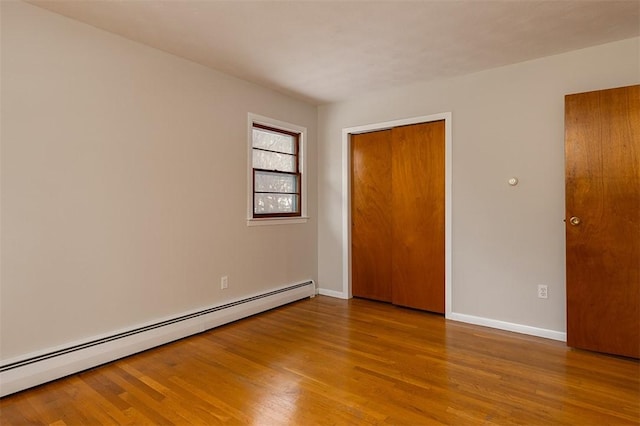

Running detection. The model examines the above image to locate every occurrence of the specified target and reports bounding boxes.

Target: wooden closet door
[391,121,445,313]
[565,85,639,358]
[351,130,392,302]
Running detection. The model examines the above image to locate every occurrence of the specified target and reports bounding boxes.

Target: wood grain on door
[351,130,393,302]
[350,121,445,313]
[391,121,445,313]
[565,85,639,358]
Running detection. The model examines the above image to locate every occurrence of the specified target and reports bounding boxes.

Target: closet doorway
[350,120,445,313]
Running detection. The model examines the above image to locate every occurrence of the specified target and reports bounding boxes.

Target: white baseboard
[0,280,315,397]
[318,288,349,299]
[316,291,566,342]
[448,312,567,342]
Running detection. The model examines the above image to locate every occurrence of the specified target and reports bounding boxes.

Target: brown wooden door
[351,130,393,302]
[350,121,445,313]
[565,85,640,358]
[391,122,445,312]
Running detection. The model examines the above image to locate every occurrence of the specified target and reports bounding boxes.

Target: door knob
[569,216,581,226]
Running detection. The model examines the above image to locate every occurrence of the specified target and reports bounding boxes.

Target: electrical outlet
[221,276,228,290]
[537,284,548,299]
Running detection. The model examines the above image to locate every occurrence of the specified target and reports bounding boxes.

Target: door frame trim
[341,113,453,318]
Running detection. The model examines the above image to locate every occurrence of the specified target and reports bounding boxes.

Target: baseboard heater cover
[0,280,315,397]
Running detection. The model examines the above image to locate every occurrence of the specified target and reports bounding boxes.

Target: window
[248,114,307,223]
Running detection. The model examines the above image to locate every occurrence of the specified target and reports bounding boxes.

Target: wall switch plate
[537,284,548,299]
[221,276,228,290]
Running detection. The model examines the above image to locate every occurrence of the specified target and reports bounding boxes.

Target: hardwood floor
[1,296,638,425]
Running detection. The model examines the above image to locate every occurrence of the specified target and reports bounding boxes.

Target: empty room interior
[1,0,639,424]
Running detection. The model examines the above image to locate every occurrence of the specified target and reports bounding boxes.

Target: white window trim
[247,113,308,226]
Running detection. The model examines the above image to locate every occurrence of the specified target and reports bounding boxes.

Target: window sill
[247,216,309,226]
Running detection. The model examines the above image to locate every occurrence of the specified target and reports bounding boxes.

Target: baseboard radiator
[0,280,315,397]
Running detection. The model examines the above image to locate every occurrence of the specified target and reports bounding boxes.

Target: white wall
[317,37,639,335]
[0,1,317,361]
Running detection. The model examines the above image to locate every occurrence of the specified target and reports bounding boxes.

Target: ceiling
[27,0,640,105]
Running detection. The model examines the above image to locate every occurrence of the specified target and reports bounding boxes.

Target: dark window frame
[252,123,302,218]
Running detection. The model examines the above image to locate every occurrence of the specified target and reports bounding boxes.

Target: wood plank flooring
[1,296,639,425]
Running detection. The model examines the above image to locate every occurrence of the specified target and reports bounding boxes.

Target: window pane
[252,128,296,154]
[254,194,298,214]
[253,149,296,172]
[255,171,297,193]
